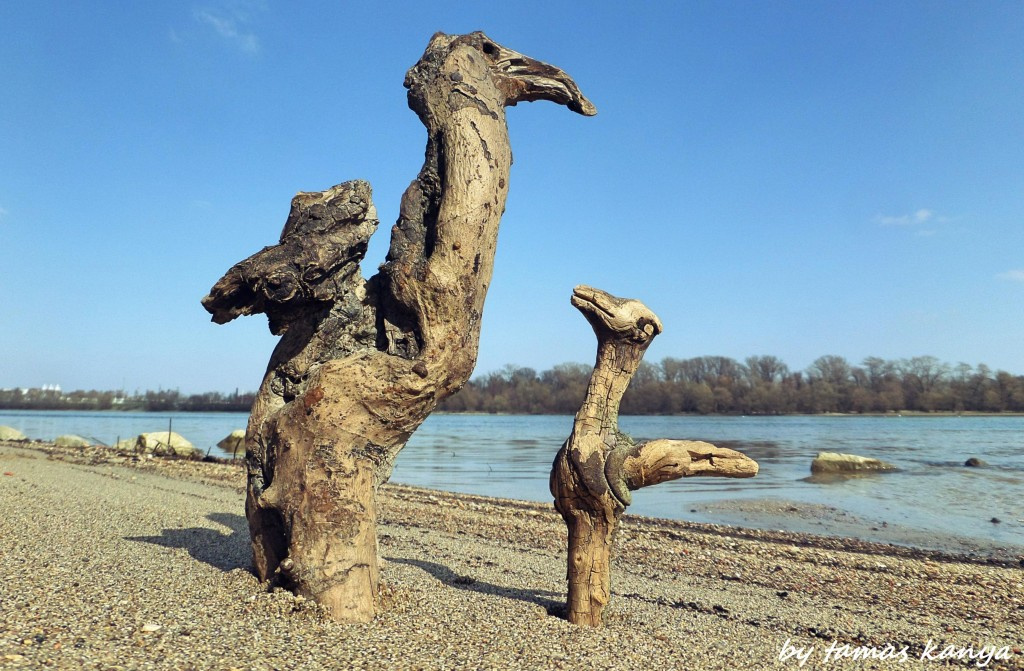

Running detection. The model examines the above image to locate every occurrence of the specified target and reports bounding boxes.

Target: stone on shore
[810,451,898,474]
[131,432,197,458]
[54,434,91,448]
[0,426,27,441]
[216,429,245,454]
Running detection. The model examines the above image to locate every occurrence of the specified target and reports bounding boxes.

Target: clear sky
[2,1,1022,394]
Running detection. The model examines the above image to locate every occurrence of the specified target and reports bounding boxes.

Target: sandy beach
[1,440,1021,670]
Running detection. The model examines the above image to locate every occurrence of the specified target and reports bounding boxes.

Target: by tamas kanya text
[778,637,1013,667]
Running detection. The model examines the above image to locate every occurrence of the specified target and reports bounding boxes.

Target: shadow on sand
[127,512,252,572]
[387,556,566,617]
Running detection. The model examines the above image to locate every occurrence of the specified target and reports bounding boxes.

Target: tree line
[0,388,256,412]
[437,355,1024,415]
[5,354,1022,415]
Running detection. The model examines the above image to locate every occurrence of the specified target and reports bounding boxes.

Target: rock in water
[810,451,898,474]
[964,457,987,467]
[0,426,27,441]
[134,432,196,458]
[54,435,91,448]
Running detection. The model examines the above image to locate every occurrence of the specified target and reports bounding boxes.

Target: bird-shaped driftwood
[202,32,595,622]
[551,286,759,626]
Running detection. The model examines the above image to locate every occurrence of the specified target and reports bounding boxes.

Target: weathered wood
[550,286,758,626]
[202,32,595,622]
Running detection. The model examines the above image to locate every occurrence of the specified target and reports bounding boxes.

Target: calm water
[3,410,1022,552]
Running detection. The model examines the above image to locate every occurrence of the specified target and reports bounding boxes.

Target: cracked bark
[202,32,594,622]
[550,286,759,626]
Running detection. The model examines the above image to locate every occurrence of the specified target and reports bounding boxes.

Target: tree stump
[202,32,595,622]
[550,286,759,626]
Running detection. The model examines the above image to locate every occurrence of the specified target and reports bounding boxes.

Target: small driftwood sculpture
[550,286,759,627]
[202,32,595,622]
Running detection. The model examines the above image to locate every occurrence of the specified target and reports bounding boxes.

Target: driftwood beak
[202,267,261,325]
[489,42,597,116]
[570,285,613,320]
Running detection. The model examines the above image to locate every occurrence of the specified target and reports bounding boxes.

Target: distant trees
[442,363,590,414]
[436,355,1024,415]
[0,388,255,412]
[5,355,1023,415]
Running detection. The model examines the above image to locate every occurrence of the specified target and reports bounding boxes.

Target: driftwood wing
[201,180,378,333]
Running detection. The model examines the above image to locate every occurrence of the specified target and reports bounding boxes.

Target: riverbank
[1,440,1022,670]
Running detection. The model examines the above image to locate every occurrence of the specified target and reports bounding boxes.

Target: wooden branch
[608,439,758,495]
[203,32,593,622]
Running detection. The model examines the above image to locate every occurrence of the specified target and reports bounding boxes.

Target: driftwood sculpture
[202,32,595,622]
[550,286,759,626]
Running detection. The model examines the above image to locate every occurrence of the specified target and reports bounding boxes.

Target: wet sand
[1,440,1022,670]
[690,498,1024,562]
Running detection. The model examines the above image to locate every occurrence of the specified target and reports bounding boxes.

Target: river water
[3,410,1022,555]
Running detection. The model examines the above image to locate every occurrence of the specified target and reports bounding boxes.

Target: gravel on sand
[1,441,1022,670]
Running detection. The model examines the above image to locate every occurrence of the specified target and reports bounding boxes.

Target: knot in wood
[303,387,325,414]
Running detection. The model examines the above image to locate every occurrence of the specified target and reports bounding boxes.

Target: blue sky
[2,1,1022,393]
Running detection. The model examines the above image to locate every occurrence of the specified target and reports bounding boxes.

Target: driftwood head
[202,180,378,335]
[571,285,663,348]
[405,31,596,116]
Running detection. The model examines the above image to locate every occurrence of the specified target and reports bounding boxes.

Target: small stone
[141,623,162,633]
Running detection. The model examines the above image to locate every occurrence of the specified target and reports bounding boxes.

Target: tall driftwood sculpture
[550,286,759,627]
[202,32,595,622]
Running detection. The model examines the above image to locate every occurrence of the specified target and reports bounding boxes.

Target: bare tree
[202,32,595,622]
[745,355,789,384]
[898,355,951,395]
[808,355,852,387]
